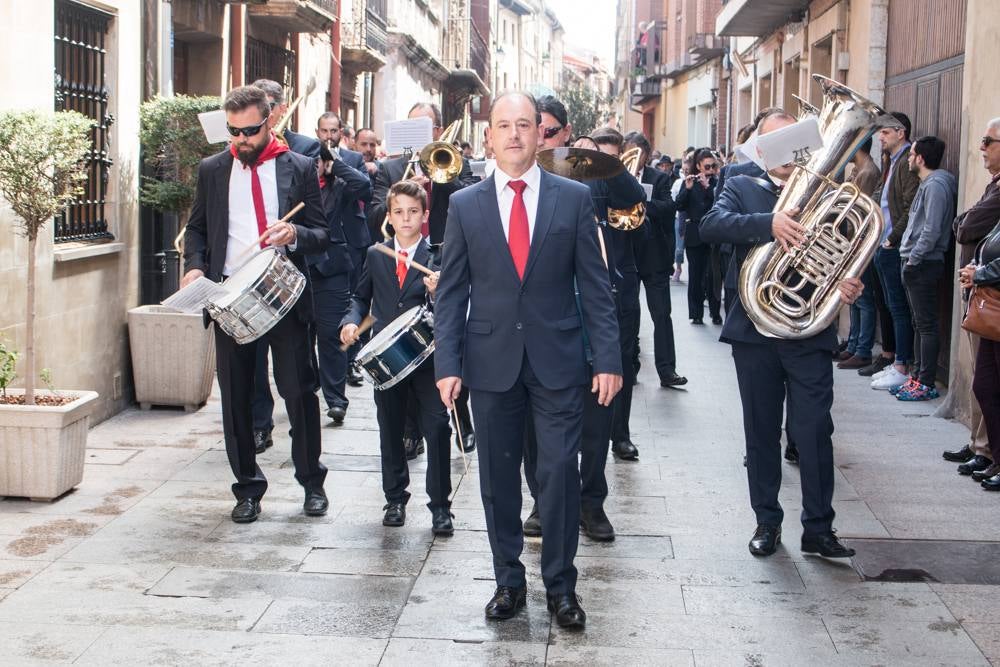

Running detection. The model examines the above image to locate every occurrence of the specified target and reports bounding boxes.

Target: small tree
[0,110,92,405]
[139,95,224,219]
[558,83,612,137]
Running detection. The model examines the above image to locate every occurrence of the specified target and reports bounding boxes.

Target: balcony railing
[247,0,337,34]
[631,79,662,105]
[342,4,388,71]
[444,17,490,92]
[687,32,724,57]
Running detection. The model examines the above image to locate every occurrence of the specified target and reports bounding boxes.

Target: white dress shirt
[225,158,279,276]
[493,162,541,241]
[394,237,422,269]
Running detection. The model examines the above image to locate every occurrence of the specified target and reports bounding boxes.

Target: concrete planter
[128,305,215,411]
[0,389,99,500]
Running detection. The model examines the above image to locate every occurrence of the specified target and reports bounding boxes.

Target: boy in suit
[340,180,454,535]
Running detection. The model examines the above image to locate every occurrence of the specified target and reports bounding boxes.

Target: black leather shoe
[231,498,261,523]
[485,586,526,620]
[857,356,892,377]
[523,503,542,537]
[431,508,454,536]
[327,406,346,425]
[382,501,406,526]
[711,315,723,325]
[801,532,855,558]
[547,593,586,629]
[748,524,781,556]
[611,439,639,461]
[784,442,799,464]
[660,372,688,387]
[972,463,1000,482]
[580,506,615,541]
[459,431,477,453]
[303,490,328,516]
[253,429,273,455]
[943,445,974,463]
[981,473,1000,490]
[404,437,425,460]
[347,367,365,387]
[958,455,993,475]
[691,318,704,325]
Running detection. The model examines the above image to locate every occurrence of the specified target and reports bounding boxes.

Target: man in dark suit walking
[700,110,862,559]
[435,92,622,629]
[181,86,330,523]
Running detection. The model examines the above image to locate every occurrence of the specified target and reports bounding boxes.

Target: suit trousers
[345,246,366,366]
[215,313,327,501]
[405,385,472,442]
[473,356,585,595]
[686,244,720,320]
[524,385,613,510]
[635,234,679,378]
[373,360,451,509]
[732,340,836,535]
[310,269,352,411]
[251,344,275,433]
[611,272,640,443]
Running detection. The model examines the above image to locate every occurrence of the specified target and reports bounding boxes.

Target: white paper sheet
[753,118,824,170]
[198,109,231,144]
[383,117,433,156]
[161,277,229,314]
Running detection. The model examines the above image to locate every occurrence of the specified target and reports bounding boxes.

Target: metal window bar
[53,0,114,242]
[245,37,297,98]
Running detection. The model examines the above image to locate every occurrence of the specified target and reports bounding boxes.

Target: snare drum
[355,305,435,390]
[206,249,305,344]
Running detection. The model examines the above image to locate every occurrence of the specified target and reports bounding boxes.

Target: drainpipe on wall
[330,6,342,114]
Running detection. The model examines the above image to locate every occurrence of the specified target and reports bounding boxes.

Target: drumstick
[233,202,307,265]
[596,225,609,269]
[340,314,375,351]
[372,243,436,277]
[449,407,470,476]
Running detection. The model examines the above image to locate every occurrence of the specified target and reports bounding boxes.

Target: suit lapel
[476,175,521,283]
[400,241,428,296]
[275,153,294,218]
[521,169,558,283]
[213,152,234,267]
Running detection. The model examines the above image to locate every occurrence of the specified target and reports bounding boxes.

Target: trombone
[381,119,464,239]
[607,146,646,231]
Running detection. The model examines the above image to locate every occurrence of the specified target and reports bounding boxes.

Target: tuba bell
[607,146,646,231]
[738,74,886,340]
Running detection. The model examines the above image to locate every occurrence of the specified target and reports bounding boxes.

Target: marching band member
[181,86,330,524]
[340,180,454,535]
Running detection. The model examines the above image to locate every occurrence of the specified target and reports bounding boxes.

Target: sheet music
[198,109,231,144]
[754,118,824,170]
[384,117,433,156]
[161,277,229,314]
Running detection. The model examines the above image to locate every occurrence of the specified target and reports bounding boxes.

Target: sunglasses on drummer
[542,124,564,139]
[226,118,269,137]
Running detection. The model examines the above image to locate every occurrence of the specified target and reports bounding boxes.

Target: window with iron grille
[54,0,115,243]
[246,37,297,97]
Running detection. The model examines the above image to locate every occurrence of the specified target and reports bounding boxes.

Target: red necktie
[396,249,408,288]
[250,165,269,249]
[507,180,529,280]
[421,181,433,238]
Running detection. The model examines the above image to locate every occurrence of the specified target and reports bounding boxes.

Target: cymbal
[537,147,624,181]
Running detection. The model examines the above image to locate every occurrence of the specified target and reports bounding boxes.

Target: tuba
[738,74,885,340]
[607,146,646,230]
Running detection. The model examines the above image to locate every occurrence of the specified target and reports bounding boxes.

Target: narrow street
[0,283,997,666]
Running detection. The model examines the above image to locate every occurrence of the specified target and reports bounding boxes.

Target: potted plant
[129,95,224,411]
[0,109,99,500]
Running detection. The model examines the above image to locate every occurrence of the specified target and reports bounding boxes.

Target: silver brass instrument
[381,120,463,239]
[792,94,820,120]
[738,74,886,340]
[607,146,646,231]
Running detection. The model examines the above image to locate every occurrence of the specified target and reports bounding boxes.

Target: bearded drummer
[339,180,454,536]
[181,85,331,524]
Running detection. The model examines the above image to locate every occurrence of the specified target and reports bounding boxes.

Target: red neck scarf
[231,134,289,248]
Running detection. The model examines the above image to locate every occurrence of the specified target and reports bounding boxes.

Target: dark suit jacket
[700,174,836,350]
[341,239,438,335]
[675,176,717,247]
[716,161,765,197]
[434,168,622,392]
[641,165,676,242]
[183,149,330,323]
[368,155,478,244]
[284,129,321,160]
[310,157,373,277]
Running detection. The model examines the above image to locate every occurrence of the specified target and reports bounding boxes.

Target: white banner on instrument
[198,109,231,144]
[161,277,229,314]
[753,118,824,170]
[384,117,433,156]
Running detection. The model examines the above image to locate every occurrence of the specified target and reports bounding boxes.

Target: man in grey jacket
[897,136,957,401]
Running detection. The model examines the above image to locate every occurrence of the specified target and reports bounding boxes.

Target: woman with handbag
[959,221,1000,489]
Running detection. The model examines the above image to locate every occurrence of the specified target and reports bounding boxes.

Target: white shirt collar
[393,237,422,263]
[493,162,541,196]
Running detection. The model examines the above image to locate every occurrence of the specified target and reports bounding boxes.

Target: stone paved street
[2,284,999,665]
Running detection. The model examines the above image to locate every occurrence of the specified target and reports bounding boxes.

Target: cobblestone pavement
[2,284,999,665]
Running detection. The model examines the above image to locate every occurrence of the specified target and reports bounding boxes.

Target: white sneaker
[871,366,908,391]
[871,367,892,380]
